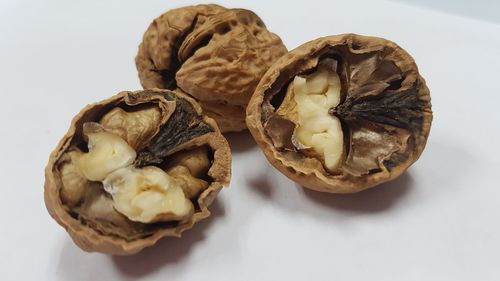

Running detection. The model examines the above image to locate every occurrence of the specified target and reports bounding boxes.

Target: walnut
[247,34,432,193]
[99,106,162,151]
[44,89,231,255]
[163,146,211,199]
[136,4,287,132]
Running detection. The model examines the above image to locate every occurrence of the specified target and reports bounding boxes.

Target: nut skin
[44,89,231,255]
[136,4,287,132]
[246,34,432,193]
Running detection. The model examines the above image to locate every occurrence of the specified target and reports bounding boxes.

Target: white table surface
[1,0,500,280]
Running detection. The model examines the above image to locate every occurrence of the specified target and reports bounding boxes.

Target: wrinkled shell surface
[45,89,231,255]
[246,34,432,193]
[136,4,287,132]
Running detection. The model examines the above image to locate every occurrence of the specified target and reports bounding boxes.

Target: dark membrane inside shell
[135,93,213,166]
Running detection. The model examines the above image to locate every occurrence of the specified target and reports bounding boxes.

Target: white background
[1,0,500,280]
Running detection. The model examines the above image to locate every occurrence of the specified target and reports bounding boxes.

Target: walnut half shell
[44,89,231,255]
[136,4,287,132]
[246,34,432,193]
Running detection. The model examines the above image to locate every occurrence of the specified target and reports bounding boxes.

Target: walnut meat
[45,89,231,255]
[136,4,287,132]
[247,34,432,193]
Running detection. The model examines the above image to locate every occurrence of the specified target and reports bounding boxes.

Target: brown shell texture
[246,34,432,193]
[136,4,288,132]
[44,89,231,255]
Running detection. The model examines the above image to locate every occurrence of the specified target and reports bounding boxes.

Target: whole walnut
[136,4,288,132]
[247,34,432,193]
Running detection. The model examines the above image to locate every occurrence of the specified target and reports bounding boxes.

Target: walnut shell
[44,89,231,255]
[136,4,287,132]
[247,34,432,193]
